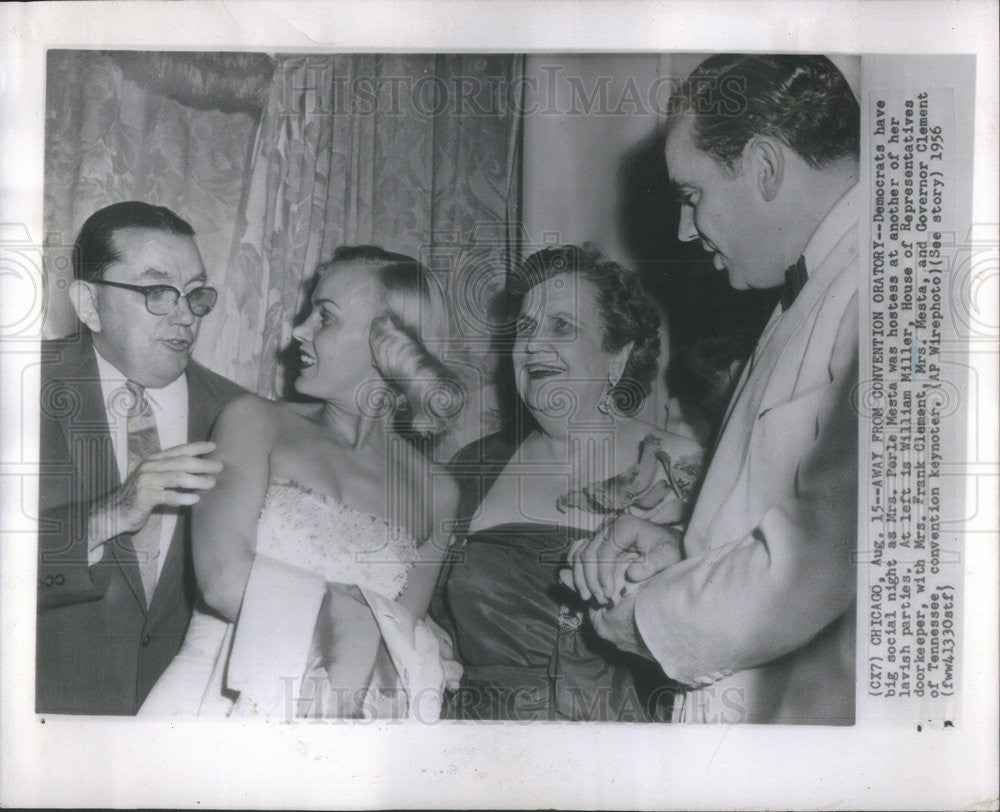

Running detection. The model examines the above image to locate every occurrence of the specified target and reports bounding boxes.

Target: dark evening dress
[434,430,674,722]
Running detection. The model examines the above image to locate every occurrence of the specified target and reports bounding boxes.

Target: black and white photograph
[1,1,997,809]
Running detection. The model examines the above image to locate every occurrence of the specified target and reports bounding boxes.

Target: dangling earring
[597,381,615,415]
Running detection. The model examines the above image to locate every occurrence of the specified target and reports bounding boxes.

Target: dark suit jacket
[36,332,245,715]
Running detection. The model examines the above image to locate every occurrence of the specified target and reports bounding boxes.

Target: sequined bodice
[255,477,418,600]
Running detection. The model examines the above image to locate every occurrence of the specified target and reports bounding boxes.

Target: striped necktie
[125,380,162,606]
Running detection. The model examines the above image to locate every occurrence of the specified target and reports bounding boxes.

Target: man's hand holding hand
[560,513,683,605]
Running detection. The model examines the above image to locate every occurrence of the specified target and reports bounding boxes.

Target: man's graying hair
[667,54,860,172]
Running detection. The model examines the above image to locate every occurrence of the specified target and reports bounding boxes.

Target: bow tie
[781,255,808,311]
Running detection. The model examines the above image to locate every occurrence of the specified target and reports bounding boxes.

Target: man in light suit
[567,55,860,724]
[37,202,245,714]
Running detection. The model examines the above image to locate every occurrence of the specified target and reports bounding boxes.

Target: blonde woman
[141,246,462,720]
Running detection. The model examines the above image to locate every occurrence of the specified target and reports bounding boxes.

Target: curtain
[197,54,523,453]
[42,51,270,339]
[42,51,522,452]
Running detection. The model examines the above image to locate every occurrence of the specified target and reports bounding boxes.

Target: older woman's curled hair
[315,245,464,436]
[506,244,661,416]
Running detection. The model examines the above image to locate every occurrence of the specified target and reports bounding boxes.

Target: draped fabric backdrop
[44,51,523,452]
[197,55,522,447]
[43,51,271,339]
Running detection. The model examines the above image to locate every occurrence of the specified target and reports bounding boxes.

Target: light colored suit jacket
[634,186,860,724]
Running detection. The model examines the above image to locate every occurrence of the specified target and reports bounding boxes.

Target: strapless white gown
[139,478,461,720]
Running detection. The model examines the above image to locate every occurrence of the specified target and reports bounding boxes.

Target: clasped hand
[559,512,683,606]
[557,513,681,659]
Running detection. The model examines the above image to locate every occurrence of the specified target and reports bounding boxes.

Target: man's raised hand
[87,441,223,548]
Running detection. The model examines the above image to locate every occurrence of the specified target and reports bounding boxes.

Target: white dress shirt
[91,347,189,582]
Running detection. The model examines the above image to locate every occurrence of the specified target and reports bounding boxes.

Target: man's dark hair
[667,54,860,172]
[72,201,196,281]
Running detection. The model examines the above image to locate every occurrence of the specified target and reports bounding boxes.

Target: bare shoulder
[216,393,282,430]
[212,394,287,453]
[632,422,704,460]
[654,426,704,459]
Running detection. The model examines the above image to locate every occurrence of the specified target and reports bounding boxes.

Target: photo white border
[1,1,997,808]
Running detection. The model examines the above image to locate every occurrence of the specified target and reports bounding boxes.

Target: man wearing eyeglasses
[37,201,245,715]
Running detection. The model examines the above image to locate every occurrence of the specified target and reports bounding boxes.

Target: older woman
[435,245,703,721]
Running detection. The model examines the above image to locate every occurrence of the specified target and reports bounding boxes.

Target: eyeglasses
[92,280,218,316]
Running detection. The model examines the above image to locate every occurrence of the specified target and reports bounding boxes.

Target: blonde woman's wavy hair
[315,245,463,436]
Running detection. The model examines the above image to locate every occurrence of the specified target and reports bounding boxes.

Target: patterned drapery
[43,51,266,339]
[197,54,522,435]
[43,51,522,454]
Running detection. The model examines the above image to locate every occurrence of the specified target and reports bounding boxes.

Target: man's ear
[749,136,784,202]
[68,280,102,332]
[609,341,634,386]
